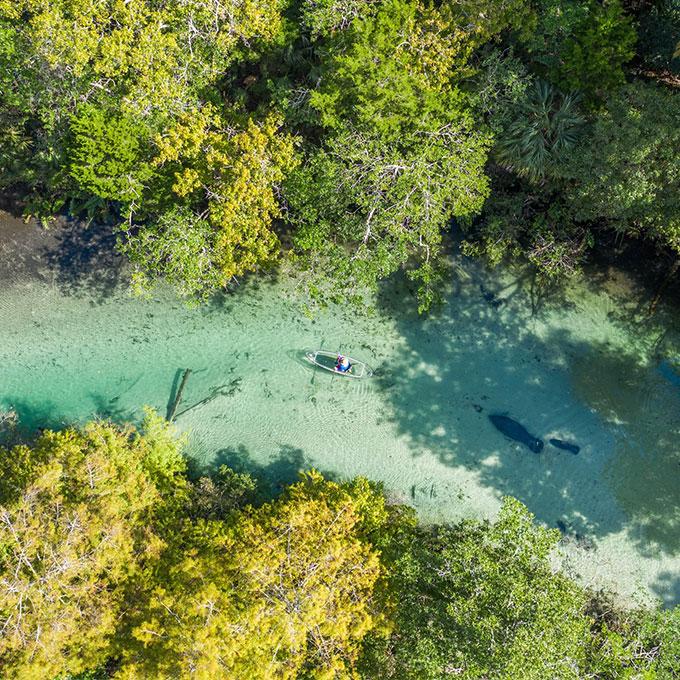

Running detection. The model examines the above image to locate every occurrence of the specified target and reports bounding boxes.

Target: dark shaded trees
[359,497,590,680]
[496,80,584,182]
[563,81,680,254]
[523,0,636,103]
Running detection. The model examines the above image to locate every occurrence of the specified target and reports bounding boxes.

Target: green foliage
[300,0,380,37]
[525,0,635,102]
[0,0,290,285]
[0,0,285,121]
[360,497,589,680]
[462,171,593,279]
[558,0,636,101]
[563,81,680,252]
[120,207,231,302]
[468,46,533,137]
[186,465,260,520]
[308,0,467,139]
[308,0,533,139]
[286,0,530,310]
[3,412,680,680]
[0,418,187,680]
[285,121,490,311]
[496,80,585,182]
[56,666,110,680]
[69,105,154,204]
[586,603,680,678]
[117,471,385,680]
[525,206,594,280]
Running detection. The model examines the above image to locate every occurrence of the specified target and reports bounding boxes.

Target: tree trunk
[168,369,192,421]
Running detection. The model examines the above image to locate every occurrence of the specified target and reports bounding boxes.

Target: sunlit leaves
[0,0,287,231]
[69,105,154,203]
[0,0,285,118]
[121,207,229,300]
[285,121,490,310]
[360,497,589,680]
[300,0,381,37]
[0,415,186,680]
[118,471,384,680]
[289,0,512,310]
[308,0,473,138]
[120,106,298,300]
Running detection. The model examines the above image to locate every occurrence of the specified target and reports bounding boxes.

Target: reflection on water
[1,211,680,606]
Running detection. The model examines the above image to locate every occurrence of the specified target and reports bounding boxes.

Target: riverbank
[0,200,123,295]
[1,202,680,608]
[2,192,679,314]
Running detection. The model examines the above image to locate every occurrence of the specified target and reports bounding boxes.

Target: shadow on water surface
[651,570,680,606]
[39,217,126,302]
[3,397,66,434]
[373,261,680,600]
[88,392,137,425]
[186,442,336,499]
[571,345,680,555]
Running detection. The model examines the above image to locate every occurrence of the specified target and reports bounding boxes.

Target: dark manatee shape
[549,438,580,455]
[489,414,543,453]
[480,284,504,309]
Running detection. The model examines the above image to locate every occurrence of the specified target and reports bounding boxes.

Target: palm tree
[496,80,584,182]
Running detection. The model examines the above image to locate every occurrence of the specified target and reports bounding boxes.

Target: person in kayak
[335,355,351,372]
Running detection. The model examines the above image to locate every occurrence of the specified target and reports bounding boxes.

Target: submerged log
[168,369,192,421]
[649,256,680,316]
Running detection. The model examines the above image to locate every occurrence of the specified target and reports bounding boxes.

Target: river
[1,210,679,607]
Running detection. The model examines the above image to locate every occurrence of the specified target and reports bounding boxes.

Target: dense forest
[1,0,679,310]
[0,413,677,680]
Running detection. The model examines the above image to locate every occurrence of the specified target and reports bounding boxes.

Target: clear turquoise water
[1,211,680,606]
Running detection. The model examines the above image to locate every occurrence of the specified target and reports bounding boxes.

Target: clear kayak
[305,350,373,378]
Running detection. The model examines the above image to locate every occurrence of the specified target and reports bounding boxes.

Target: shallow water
[1,211,680,606]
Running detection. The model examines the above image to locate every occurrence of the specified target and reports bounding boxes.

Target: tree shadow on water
[88,392,139,425]
[185,442,337,500]
[650,570,680,607]
[569,345,680,557]
[38,217,126,302]
[373,265,680,592]
[0,397,72,447]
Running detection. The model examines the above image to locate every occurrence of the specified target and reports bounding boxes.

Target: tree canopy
[115,472,388,680]
[0,411,186,680]
[2,415,679,680]
[2,0,680,305]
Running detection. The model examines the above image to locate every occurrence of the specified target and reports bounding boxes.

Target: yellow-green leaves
[0,0,285,117]
[119,472,384,680]
[0,420,186,680]
[131,106,298,294]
